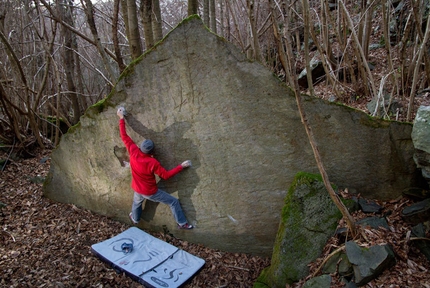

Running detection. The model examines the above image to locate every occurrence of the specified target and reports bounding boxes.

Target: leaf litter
[1,149,429,287]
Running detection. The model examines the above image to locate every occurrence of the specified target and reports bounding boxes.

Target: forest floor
[1,147,430,287]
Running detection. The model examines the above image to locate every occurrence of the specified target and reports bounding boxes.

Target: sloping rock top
[44,16,421,257]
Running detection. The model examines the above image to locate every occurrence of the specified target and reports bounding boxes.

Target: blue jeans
[131,189,188,226]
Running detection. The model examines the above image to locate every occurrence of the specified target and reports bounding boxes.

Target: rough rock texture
[255,173,343,286]
[44,16,421,257]
[345,241,396,286]
[412,105,430,186]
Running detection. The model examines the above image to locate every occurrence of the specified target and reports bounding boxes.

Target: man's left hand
[181,160,192,168]
[117,107,125,119]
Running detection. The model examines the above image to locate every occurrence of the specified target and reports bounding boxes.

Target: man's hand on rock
[181,160,192,168]
[117,107,125,119]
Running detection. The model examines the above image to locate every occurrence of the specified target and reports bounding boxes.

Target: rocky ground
[1,148,430,287]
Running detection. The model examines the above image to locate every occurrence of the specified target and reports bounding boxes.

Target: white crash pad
[91,227,205,287]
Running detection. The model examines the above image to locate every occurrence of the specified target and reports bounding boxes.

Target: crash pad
[91,227,205,287]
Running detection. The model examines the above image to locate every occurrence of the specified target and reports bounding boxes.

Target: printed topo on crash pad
[91,227,205,287]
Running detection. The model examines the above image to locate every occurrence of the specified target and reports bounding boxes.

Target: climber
[116,106,193,229]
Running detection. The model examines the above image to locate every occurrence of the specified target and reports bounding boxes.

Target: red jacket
[119,119,183,195]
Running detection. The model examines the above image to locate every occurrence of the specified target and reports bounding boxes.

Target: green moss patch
[259,172,343,287]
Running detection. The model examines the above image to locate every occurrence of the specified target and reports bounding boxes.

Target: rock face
[412,105,430,187]
[44,16,422,257]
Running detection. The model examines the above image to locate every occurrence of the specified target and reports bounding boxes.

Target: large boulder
[254,173,343,286]
[44,16,422,257]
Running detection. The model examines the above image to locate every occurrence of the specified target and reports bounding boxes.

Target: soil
[1,148,430,287]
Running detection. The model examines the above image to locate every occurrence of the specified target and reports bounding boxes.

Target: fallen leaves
[0,150,270,287]
[1,149,430,287]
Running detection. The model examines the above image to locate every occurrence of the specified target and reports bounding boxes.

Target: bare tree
[269,0,357,237]
[140,0,154,49]
[209,0,216,33]
[125,0,143,58]
[203,0,209,26]
[188,0,198,16]
[0,2,45,148]
[246,0,261,61]
[112,0,127,72]
[59,0,80,125]
[407,9,430,121]
[152,0,163,42]
[302,0,314,96]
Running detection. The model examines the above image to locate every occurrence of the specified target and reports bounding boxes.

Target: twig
[224,265,250,271]
[410,237,430,242]
[2,230,15,242]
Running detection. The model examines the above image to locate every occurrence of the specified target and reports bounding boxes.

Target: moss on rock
[255,172,343,287]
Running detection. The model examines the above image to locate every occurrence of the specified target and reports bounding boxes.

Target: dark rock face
[412,106,430,188]
[43,17,422,257]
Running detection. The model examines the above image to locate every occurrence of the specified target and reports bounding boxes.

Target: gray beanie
[140,139,154,154]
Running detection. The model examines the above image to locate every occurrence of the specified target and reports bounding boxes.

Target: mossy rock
[255,172,343,287]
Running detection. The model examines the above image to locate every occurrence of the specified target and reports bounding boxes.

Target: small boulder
[345,241,396,286]
[356,216,389,230]
[402,187,430,200]
[357,198,383,214]
[401,198,430,225]
[297,56,325,88]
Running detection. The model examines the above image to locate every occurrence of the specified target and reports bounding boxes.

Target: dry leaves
[297,194,430,287]
[0,149,270,287]
[1,149,430,287]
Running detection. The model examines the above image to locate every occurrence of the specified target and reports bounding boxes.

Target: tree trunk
[219,0,224,37]
[339,0,377,98]
[247,0,261,61]
[113,0,126,72]
[224,0,230,40]
[37,0,114,61]
[0,19,44,148]
[203,0,209,27]
[410,0,430,87]
[188,0,198,16]
[362,0,374,60]
[140,0,154,49]
[152,0,163,42]
[81,0,117,84]
[225,1,245,51]
[302,0,314,96]
[209,0,216,33]
[59,0,80,125]
[121,0,131,45]
[126,0,143,58]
